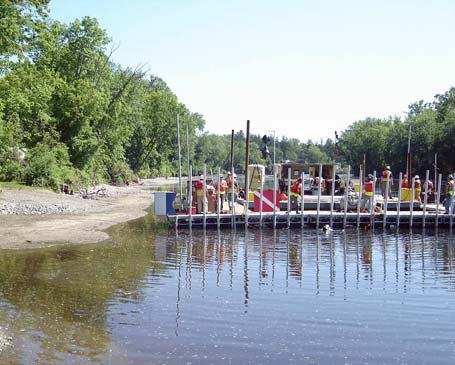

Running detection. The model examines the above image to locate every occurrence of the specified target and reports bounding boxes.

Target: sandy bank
[0,178,178,250]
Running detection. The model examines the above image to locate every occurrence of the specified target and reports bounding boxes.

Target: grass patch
[0,181,41,190]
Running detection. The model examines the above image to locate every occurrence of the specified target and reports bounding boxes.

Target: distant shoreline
[0,178,178,250]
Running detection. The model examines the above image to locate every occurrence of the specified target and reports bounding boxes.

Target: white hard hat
[415,175,419,179]
[200,175,204,180]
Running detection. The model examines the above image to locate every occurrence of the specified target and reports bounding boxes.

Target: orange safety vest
[364,180,374,196]
[195,180,204,197]
[290,182,301,195]
[381,170,392,182]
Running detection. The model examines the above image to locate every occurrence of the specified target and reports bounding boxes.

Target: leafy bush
[107,160,133,185]
[24,143,74,190]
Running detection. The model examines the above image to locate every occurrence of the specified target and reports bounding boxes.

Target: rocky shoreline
[0,178,178,249]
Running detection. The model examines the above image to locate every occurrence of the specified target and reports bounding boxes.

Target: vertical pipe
[231,166,235,228]
[410,176,415,228]
[185,119,190,179]
[259,167,263,228]
[330,165,336,227]
[383,174,390,229]
[434,153,437,190]
[230,129,234,173]
[176,114,183,210]
[370,171,376,228]
[316,163,322,228]
[356,165,362,228]
[217,167,221,229]
[287,167,291,228]
[436,173,442,228]
[301,171,305,228]
[189,165,193,229]
[422,170,429,228]
[273,164,277,229]
[343,165,351,229]
[397,173,402,228]
[203,164,207,229]
[244,120,250,228]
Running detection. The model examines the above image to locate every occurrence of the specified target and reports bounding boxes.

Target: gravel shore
[0,178,178,249]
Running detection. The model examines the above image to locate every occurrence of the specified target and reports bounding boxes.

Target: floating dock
[168,209,454,229]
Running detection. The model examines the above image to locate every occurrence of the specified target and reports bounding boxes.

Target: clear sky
[49,0,455,142]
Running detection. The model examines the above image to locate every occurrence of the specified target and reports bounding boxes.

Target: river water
[0,215,454,364]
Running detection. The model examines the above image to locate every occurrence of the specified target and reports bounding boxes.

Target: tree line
[1,1,454,190]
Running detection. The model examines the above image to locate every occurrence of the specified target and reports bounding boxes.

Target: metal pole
[434,153,437,191]
[383,173,390,229]
[176,114,183,210]
[217,167,221,229]
[259,167,264,228]
[316,163,322,228]
[244,120,250,228]
[230,129,234,173]
[186,119,190,178]
[410,176,415,228]
[287,167,291,228]
[423,170,429,228]
[370,171,376,228]
[330,165,336,227]
[397,173,402,228]
[203,164,207,229]
[343,165,351,229]
[356,165,362,228]
[231,166,235,228]
[436,173,442,228]
[189,165,193,229]
[301,171,305,228]
[273,164,277,229]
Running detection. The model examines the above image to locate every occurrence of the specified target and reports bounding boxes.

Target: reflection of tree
[0,215,166,363]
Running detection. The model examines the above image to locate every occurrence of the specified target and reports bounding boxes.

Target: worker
[361,174,375,212]
[380,166,393,199]
[195,175,207,213]
[444,175,454,214]
[423,179,434,203]
[312,176,326,195]
[217,174,227,211]
[226,173,239,211]
[413,175,421,202]
[279,191,288,201]
[401,174,409,188]
[290,177,302,213]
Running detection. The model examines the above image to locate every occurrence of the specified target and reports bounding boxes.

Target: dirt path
[0,178,177,249]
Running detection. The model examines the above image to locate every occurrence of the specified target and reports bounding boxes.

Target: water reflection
[0,217,455,364]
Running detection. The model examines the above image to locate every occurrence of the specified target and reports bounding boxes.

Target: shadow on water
[1,215,455,364]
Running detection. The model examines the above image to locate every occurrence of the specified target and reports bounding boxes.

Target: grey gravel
[0,178,178,216]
